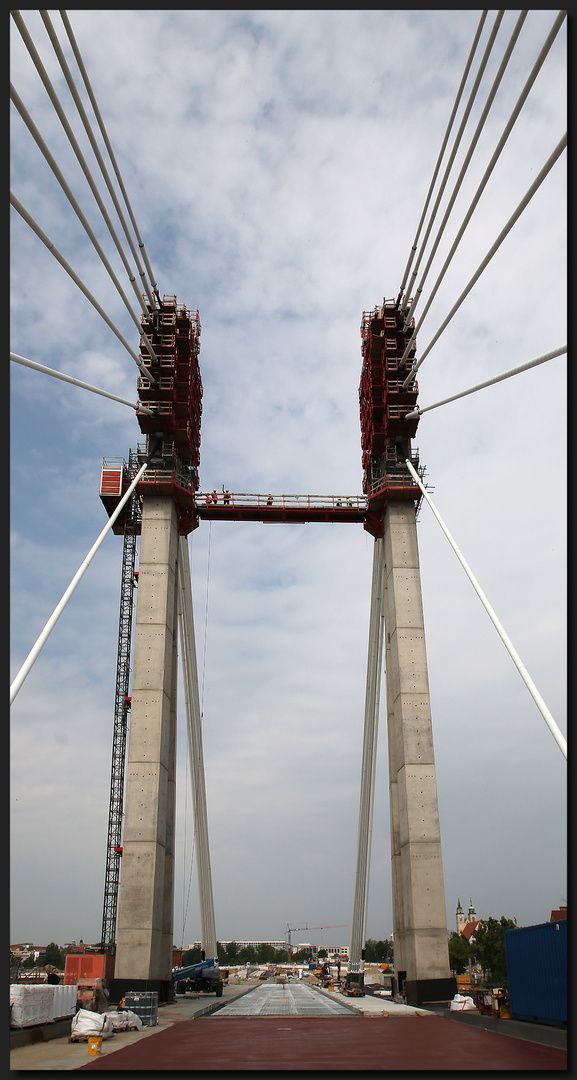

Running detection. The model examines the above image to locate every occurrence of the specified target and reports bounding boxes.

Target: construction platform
[10,981,567,1071]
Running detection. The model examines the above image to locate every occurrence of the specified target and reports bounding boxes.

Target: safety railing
[195,492,368,512]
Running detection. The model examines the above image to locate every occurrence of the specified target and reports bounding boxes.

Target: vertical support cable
[349,536,385,971]
[177,535,218,962]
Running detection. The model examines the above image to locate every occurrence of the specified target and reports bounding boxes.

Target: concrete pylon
[383,500,455,1006]
[349,536,385,973]
[114,495,179,994]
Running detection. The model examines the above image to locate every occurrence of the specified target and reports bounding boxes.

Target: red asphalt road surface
[78,1016,567,1071]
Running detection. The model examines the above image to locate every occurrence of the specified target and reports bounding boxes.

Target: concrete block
[139,498,179,566]
[116,844,166,929]
[392,695,436,768]
[389,629,430,701]
[114,928,168,982]
[127,690,174,768]
[397,766,441,847]
[403,928,452,982]
[385,568,424,633]
[384,518,420,570]
[134,564,178,628]
[131,626,176,691]
[400,843,447,932]
[123,763,170,843]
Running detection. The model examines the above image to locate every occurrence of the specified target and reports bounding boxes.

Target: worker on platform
[212,490,218,504]
[223,487,230,504]
[267,494,273,506]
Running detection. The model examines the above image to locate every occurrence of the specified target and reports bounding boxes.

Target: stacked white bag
[449,993,477,1011]
[70,1009,114,1039]
[10,985,55,1028]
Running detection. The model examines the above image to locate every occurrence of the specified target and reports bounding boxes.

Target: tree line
[448,917,517,986]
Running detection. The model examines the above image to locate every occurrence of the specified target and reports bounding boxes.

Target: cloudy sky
[10,10,566,953]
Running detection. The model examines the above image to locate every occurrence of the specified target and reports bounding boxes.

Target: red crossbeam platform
[195,493,367,524]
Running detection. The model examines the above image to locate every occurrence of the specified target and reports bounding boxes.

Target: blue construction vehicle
[172,957,224,997]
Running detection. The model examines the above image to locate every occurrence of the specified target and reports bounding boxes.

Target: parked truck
[172,958,224,997]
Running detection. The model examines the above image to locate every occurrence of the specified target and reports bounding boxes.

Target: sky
[10,10,567,953]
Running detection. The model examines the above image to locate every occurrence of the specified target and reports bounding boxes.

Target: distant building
[460,920,482,945]
[456,897,478,936]
[550,906,567,922]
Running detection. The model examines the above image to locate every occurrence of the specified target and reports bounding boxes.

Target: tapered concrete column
[383,566,406,978]
[114,495,179,985]
[383,500,454,1006]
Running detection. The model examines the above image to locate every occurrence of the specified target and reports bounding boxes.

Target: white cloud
[11,9,566,950]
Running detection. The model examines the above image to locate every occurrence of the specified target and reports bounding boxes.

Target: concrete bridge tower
[358,297,456,1007]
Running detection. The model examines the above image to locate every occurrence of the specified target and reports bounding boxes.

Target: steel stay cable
[402,10,528,332]
[396,10,488,306]
[400,9,567,361]
[402,133,567,387]
[400,10,504,316]
[10,82,159,370]
[10,351,154,413]
[403,457,566,760]
[10,192,153,383]
[11,11,159,367]
[59,9,159,297]
[404,345,566,419]
[10,462,148,705]
[39,9,156,311]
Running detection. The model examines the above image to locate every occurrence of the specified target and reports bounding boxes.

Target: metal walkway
[212,982,355,1017]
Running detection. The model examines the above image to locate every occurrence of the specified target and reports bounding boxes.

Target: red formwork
[78,1016,567,1072]
[359,297,424,533]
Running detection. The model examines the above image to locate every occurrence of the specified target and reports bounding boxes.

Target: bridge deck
[195,492,366,524]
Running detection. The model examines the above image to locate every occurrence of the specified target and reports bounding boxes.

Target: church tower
[456,898,467,936]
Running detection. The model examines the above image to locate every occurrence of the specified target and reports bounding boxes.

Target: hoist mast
[100,459,142,953]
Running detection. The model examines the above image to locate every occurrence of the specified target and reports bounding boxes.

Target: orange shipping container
[64,954,114,985]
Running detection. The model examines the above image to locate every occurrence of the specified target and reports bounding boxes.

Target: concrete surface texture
[114,495,180,983]
[384,500,452,989]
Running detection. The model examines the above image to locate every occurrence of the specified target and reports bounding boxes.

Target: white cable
[59,10,159,297]
[397,10,488,304]
[404,345,566,419]
[402,10,527,331]
[10,351,154,413]
[10,463,148,705]
[403,457,566,759]
[10,82,158,367]
[39,10,156,311]
[400,10,504,314]
[10,192,156,385]
[400,9,567,356]
[11,12,161,366]
[402,133,567,387]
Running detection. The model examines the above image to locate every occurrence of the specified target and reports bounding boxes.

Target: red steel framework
[359,297,426,538]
